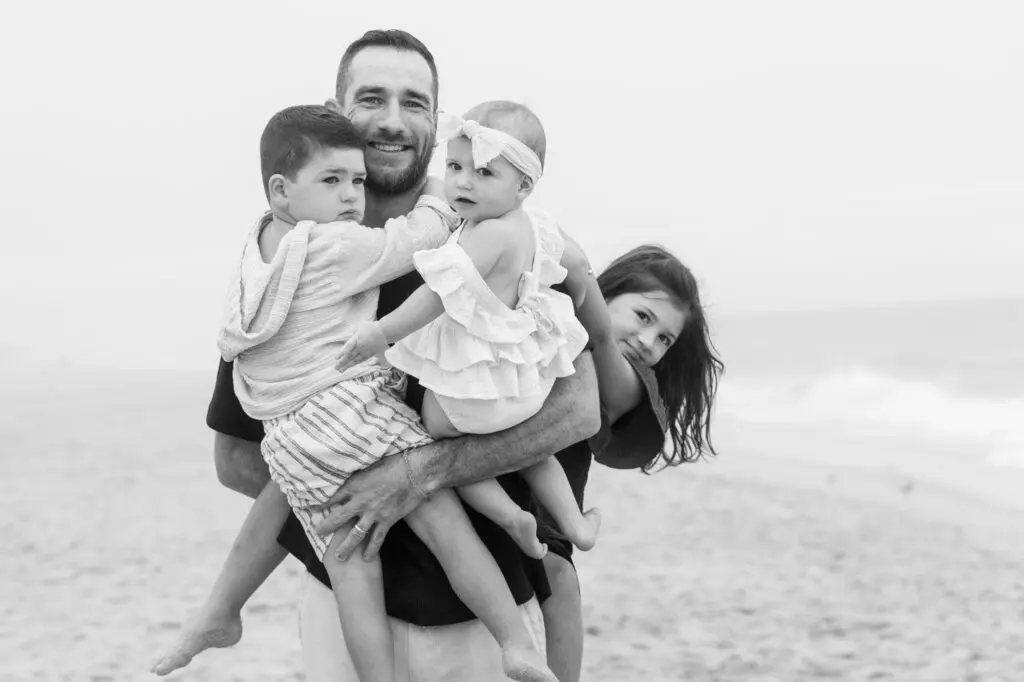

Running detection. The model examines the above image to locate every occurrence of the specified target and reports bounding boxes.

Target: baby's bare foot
[502,645,559,682]
[150,608,242,676]
[501,510,548,560]
[572,507,602,552]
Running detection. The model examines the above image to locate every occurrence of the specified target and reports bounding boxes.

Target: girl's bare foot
[502,645,559,682]
[500,510,548,560]
[571,507,602,552]
[150,607,243,676]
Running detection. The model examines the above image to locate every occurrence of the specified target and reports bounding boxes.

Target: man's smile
[368,141,411,153]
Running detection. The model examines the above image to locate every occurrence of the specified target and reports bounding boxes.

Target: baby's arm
[560,235,643,424]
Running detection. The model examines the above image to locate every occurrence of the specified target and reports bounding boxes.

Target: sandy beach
[3,370,1023,681]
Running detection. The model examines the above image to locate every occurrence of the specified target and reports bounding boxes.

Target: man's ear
[324,98,344,115]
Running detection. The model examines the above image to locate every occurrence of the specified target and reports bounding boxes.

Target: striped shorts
[261,367,431,560]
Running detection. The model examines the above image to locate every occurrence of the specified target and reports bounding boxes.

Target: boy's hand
[335,321,389,373]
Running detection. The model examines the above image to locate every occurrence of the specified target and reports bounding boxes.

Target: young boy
[156,104,556,682]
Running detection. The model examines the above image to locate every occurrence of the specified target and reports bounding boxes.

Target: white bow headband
[436,111,544,183]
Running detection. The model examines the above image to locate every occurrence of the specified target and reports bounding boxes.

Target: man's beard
[365,129,436,196]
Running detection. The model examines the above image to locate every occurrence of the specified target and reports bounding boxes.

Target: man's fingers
[316,502,357,534]
[310,488,351,513]
[362,522,391,561]
[332,520,372,562]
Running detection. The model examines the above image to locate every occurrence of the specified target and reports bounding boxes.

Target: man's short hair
[335,29,439,109]
[259,104,365,197]
[464,101,547,168]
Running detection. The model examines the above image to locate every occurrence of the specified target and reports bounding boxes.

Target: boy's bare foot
[150,608,243,676]
[502,646,559,682]
[500,510,548,560]
[571,507,602,552]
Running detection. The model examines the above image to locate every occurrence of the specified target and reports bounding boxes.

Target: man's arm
[319,352,601,560]
[214,432,270,499]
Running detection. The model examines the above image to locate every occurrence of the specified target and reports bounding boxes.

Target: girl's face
[606,290,688,367]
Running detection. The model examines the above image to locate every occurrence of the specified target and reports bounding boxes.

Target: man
[209,29,601,680]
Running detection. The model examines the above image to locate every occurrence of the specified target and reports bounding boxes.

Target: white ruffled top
[385,209,589,402]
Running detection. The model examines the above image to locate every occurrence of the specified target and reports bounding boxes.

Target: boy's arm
[335,218,508,370]
[320,352,602,560]
[334,193,460,297]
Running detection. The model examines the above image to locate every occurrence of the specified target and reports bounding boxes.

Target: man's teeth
[372,143,406,152]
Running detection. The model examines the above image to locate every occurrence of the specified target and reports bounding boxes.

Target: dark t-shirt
[536,358,667,564]
[206,269,551,627]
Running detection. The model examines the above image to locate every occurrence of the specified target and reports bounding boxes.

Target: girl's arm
[561,236,643,424]
[335,219,509,371]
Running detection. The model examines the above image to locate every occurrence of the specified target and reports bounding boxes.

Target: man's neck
[363,181,425,228]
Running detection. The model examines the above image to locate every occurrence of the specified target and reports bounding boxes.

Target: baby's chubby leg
[151,481,290,676]
[406,490,557,682]
[522,457,601,551]
[457,480,548,560]
[323,520,396,682]
[420,389,462,440]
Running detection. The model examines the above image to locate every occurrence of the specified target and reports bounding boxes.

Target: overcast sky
[1,0,1021,371]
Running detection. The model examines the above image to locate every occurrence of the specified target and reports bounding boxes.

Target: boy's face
[284,147,367,224]
[443,136,526,222]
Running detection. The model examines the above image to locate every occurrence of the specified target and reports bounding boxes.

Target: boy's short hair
[260,104,365,197]
[463,101,547,168]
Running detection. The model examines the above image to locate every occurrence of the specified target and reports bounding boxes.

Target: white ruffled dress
[385,209,589,434]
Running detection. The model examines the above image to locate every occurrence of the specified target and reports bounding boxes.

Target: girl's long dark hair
[597,244,724,471]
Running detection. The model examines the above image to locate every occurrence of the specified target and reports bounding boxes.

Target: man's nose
[378,99,405,135]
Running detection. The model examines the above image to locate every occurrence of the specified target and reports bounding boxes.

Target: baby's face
[285,147,367,224]
[443,136,524,222]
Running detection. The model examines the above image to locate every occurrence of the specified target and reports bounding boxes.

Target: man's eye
[361,96,384,106]
[405,101,426,110]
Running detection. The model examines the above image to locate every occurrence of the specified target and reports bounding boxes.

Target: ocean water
[712,297,1024,471]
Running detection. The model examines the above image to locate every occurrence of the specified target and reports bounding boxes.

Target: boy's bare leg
[323,520,396,682]
[406,489,557,682]
[457,479,548,559]
[151,481,290,675]
[522,458,600,551]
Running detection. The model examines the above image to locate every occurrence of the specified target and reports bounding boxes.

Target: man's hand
[335,321,389,373]
[314,454,426,561]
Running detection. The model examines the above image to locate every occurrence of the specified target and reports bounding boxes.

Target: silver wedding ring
[351,523,370,537]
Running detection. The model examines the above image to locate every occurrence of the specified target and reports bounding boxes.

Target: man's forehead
[343,47,434,103]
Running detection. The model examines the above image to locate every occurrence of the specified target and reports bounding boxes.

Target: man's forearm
[214,432,270,499]
[411,352,601,494]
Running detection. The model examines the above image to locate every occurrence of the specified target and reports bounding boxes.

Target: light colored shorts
[261,368,431,559]
[298,571,547,682]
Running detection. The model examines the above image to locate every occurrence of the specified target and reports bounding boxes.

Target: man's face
[282,147,366,224]
[339,46,436,195]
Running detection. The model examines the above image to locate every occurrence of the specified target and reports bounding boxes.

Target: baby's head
[260,104,367,224]
[442,101,546,222]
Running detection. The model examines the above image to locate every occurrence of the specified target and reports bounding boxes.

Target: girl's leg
[457,479,548,559]
[151,481,290,675]
[406,489,557,682]
[521,458,600,551]
[540,554,583,682]
[323,521,396,682]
